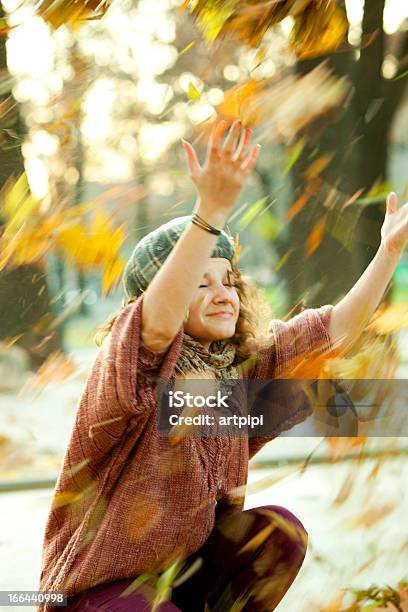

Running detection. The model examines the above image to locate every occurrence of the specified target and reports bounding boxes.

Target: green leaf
[355,181,394,206]
[237,196,268,231]
[256,211,282,241]
[153,560,184,610]
[284,139,305,175]
[393,69,408,82]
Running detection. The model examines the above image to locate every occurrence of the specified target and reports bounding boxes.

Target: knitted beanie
[123,215,237,299]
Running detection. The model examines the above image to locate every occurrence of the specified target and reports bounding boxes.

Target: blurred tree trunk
[0,3,60,368]
[283,0,408,309]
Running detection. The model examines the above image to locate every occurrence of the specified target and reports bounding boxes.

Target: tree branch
[356,0,386,102]
[394,27,408,78]
[381,30,408,125]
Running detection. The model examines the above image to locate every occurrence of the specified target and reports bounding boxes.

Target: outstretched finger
[222,120,242,159]
[241,144,261,175]
[232,128,253,163]
[182,139,201,179]
[207,120,228,163]
[386,192,398,215]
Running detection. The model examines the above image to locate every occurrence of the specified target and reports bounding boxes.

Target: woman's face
[184,258,240,349]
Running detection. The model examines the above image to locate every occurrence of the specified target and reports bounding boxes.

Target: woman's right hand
[181,119,261,227]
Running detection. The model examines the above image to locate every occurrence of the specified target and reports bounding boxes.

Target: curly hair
[95,264,273,365]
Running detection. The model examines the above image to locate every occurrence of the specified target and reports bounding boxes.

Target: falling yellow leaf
[53,490,85,508]
[178,40,197,57]
[188,0,347,59]
[187,80,201,101]
[102,258,125,296]
[0,172,125,295]
[4,334,24,347]
[292,1,348,60]
[238,524,275,554]
[34,0,111,31]
[274,248,293,272]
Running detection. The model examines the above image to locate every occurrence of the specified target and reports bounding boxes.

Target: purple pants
[65,504,307,612]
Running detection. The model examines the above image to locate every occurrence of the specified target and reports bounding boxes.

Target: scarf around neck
[175,333,239,387]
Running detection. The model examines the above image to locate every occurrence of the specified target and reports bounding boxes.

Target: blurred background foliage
[1,0,408,366]
[1,5,408,607]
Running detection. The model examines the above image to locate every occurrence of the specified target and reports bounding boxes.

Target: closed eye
[199,283,236,288]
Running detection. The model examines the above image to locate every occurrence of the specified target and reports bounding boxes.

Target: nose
[212,283,232,303]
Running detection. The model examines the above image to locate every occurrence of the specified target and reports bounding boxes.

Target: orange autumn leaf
[332,470,355,506]
[194,65,347,145]
[326,337,399,381]
[325,437,367,459]
[122,496,164,542]
[24,352,77,391]
[216,65,347,135]
[216,79,264,125]
[286,192,310,223]
[319,594,345,612]
[366,303,408,335]
[304,153,335,180]
[346,503,395,529]
[357,553,380,574]
[342,189,365,210]
[306,216,326,257]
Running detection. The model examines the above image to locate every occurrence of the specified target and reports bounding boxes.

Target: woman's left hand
[380,192,408,259]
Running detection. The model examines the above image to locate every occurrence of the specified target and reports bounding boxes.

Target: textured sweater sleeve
[70,293,184,466]
[248,305,334,460]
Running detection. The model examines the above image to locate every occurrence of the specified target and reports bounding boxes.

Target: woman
[38,120,408,611]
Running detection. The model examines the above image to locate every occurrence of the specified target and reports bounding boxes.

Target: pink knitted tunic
[38,294,333,610]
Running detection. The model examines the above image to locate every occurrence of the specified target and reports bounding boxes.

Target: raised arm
[330,192,408,350]
[141,120,261,352]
